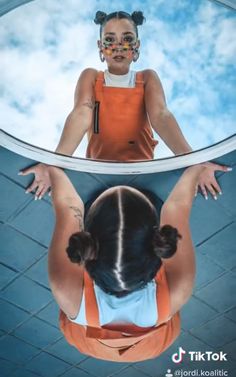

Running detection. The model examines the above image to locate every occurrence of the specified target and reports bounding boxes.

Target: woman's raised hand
[196,162,232,200]
[19,163,51,200]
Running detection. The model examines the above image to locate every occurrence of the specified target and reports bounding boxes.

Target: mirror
[0,0,235,161]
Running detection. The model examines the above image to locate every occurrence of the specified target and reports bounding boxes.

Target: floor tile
[88,173,139,188]
[214,153,236,169]
[190,315,236,347]
[190,196,232,246]
[79,357,128,377]
[135,350,181,377]
[0,174,30,222]
[0,358,18,377]
[181,296,218,331]
[10,369,40,377]
[129,170,181,202]
[194,272,236,312]
[60,367,92,377]
[0,276,52,312]
[0,330,6,337]
[13,317,61,348]
[198,222,236,270]
[177,359,233,374]
[0,224,46,271]
[0,334,39,364]
[168,331,214,364]
[65,170,108,204]
[25,255,49,288]
[224,307,236,323]
[46,337,87,365]
[220,339,236,361]
[0,148,36,187]
[36,300,59,327]
[10,199,54,247]
[193,252,225,291]
[0,299,29,332]
[217,168,236,217]
[114,366,149,377]
[26,352,71,377]
[0,264,17,289]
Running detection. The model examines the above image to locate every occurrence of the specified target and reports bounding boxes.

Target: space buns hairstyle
[94,10,145,37]
[130,11,145,25]
[66,231,98,264]
[94,11,107,25]
[152,225,182,259]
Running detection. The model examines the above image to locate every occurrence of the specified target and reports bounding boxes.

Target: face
[98,18,140,74]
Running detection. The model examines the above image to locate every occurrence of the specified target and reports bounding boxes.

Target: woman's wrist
[184,164,206,179]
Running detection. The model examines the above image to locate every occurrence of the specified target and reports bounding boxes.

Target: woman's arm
[143,69,231,199]
[160,165,205,317]
[47,166,84,318]
[55,68,98,155]
[20,68,98,198]
[143,69,192,155]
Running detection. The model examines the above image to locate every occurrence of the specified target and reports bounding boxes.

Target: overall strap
[84,270,100,327]
[135,71,145,88]
[95,71,105,91]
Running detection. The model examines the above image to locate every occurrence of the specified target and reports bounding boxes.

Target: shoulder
[138,69,162,86]
[74,69,101,102]
[78,68,100,83]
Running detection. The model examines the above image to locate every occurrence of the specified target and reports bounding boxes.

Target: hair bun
[66,231,98,264]
[152,225,181,259]
[131,11,145,26]
[94,11,107,25]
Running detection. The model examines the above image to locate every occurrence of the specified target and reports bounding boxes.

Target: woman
[22,10,224,201]
[44,162,227,362]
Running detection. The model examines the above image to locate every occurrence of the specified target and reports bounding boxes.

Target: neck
[108,67,130,75]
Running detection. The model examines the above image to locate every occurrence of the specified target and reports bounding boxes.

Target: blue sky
[0,0,235,158]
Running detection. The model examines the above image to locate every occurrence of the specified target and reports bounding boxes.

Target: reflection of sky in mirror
[0,0,235,158]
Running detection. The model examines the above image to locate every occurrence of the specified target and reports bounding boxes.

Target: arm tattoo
[82,100,95,110]
[69,206,84,229]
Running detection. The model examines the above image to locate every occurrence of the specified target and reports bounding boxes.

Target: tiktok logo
[171,347,186,363]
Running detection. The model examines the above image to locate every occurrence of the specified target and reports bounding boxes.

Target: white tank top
[69,279,158,327]
[104,69,136,88]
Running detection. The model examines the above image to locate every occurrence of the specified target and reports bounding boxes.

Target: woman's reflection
[22,10,227,200]
[39,163,228,362]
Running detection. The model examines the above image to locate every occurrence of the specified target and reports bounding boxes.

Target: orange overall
[86,71,158,161]
[59,266,180,362]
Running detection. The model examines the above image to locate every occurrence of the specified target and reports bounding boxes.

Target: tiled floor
[0,145,235,376]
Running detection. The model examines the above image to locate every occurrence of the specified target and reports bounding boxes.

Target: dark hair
[94,10,145,38]
[66,188,181,298]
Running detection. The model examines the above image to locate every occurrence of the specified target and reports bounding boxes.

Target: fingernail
[18,171,23,175]
[25,190,29,194]
[34,197,38,201]
[219,191,222,195]
[48,192,51,197]
[205,196,208,200]
[227,167,233,171]
[39,196,42,200]
[214,196,217,200]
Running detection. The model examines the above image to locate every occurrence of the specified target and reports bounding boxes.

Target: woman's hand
[19,163,51,199]
[196,162,232,200]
